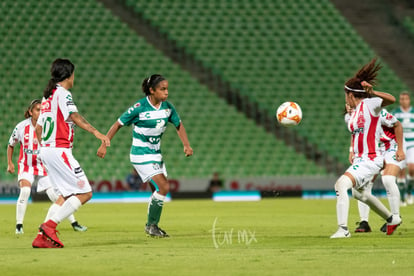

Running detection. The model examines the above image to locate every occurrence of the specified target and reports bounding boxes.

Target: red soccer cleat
[386,215,402,235]
[32,232,62,248]
[39,222,64,248]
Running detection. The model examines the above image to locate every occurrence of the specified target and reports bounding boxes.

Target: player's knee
[335,175,352,192]
[158,182,170,195]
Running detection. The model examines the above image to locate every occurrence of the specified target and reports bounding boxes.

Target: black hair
[24,99,41,118]
[141,74,166,96]
[44,58,75,99]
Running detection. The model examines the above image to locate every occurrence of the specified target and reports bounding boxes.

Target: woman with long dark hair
[32,58,110,248]
[331,58,402,238]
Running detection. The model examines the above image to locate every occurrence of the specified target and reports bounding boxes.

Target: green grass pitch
[0,198,413,275]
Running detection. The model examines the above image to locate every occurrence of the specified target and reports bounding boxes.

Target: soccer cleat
[380,223,387,233]
[146,224,169,238]
[355,221,372,233]
[406,195,414,205]
[145,224,168,237]
[157,226,169,237]
[386,215,402,235]
[72,221,88,232]
[32,232,61,248]
[330,227,351,239]
[400,201,407,207]
[39,223,64,248]
[15,224,24,235]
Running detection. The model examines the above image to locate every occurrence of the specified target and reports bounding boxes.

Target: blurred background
[1,0,413,195]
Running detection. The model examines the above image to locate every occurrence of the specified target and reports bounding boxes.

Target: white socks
[353,188,391,220]
[46,187,59,202]
[51,196,82,224]
[45,203,60,222]
[16,186,31,224]
[335,175,353,228]
[45,188,78,224]
[355,181,372,222]
[153,191,166,201]
[382,175,400,216]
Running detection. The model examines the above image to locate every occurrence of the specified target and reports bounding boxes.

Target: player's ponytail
[44,58,75,99]
[344,58,382,98]
[24,99,41,118]
[354,57,381,86]
[141,74,166,95]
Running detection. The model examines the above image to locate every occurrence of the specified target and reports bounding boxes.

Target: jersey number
[43,117,55,140]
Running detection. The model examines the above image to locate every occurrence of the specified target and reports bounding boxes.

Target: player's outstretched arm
[176,122,193,157]
[97,121,123,159]
[70,112,110,147]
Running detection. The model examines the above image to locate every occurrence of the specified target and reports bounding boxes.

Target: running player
[392,92,414,205]
[7,99,87,235]
[331,58,401,238]
[32,58,110,248]
[97,74,193,238]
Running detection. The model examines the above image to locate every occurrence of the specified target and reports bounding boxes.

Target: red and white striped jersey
[37,85,78,148]
[379,109,398,151]
[8,118,47,176]
[348,97,383,160]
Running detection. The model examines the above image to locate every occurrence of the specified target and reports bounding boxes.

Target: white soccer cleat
[406,195,413,205]
[330,227,351,239]
[15,228,24,235]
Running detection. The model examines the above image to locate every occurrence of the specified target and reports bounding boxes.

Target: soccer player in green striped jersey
[97,74,193,237]
[392,92,414,205]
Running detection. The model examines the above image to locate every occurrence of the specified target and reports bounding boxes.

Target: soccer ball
[276,102,302,126]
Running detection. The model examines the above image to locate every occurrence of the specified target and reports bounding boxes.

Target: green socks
[147,192,165,226]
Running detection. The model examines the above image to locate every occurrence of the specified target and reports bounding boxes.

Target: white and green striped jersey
[118,96,181,165]
[392,106,414,150]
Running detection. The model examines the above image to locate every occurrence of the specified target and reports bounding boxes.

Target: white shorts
[384,146,404,170]
[133,162,167,183]
[39,147,91,197]
[18,173,53,193]
[405,146,414,164]
[346,156,383,189]
[398,143,414,169]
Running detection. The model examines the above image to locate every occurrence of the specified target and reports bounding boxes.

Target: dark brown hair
[24,99,41,118]
[344,58,382,99]
[44,58,75,99]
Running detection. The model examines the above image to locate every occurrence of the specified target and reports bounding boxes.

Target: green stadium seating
[8,0,411,182]
[125,0,409,165]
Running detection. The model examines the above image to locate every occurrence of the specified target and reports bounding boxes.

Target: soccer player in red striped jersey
[331,58,401,238]
[7,100,88,235]
[32,59,110,248]
[345,106,404,233]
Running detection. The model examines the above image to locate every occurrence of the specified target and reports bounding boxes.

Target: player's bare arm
[7,145,15,173]
[97,121,123,158]
[361,81,395,107]
[394,121,405,161]
[176,122,193,157]
[70,112,110,147]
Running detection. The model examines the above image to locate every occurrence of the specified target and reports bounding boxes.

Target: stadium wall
[0,176,337,196]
